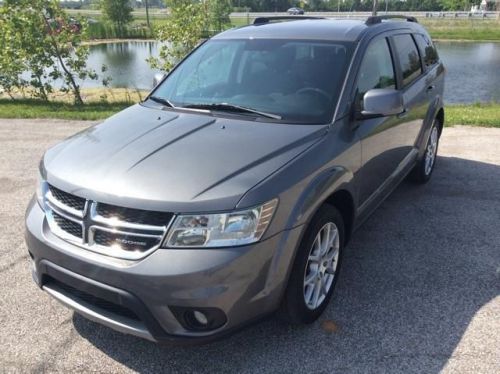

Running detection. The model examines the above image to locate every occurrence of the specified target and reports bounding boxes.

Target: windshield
[152,39,354,124]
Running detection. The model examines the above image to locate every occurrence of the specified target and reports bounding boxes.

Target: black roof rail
[365,15,418,25]
[253,16,325,25]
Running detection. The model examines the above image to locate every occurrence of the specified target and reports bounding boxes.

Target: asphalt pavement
[0,120,499,373]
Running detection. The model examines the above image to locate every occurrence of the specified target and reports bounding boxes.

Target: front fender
[253,166,356,306]
[284,166,355,230]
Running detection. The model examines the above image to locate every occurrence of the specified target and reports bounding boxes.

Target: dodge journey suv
[26,15,445,343]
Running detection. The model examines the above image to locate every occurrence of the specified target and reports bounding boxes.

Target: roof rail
[365,15,418,25]
[253,16,325,25]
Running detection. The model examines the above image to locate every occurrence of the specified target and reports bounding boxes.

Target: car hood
[43,104,326,212]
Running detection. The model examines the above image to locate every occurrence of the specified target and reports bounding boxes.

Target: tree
[208,0,232,33]
[149,0,233,73]
[100,0,133,27]
[145,0,151,28]
[0,0,106,104]
[148,0,206,72]
[439,0,469,10]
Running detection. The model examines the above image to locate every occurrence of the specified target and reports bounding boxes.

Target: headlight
[164,199,278,248]
[36,171,47,210]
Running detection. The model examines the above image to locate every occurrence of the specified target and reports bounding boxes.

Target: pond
[84,40,500,104]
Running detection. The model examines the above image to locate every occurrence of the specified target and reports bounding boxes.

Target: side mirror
[360,88,404,118]
[153,73,166,88]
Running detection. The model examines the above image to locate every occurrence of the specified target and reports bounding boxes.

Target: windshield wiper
[149,96,176,108]
[182,103,282,120]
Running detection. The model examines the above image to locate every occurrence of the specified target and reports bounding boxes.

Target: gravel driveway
[0,119,499,373]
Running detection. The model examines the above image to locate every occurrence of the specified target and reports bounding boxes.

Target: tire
[410,118,440,184]
[279,204,345,324]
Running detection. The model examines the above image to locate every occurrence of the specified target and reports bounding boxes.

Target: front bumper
[25,198,302,343]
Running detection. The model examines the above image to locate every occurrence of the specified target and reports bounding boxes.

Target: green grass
[71,8,500,41]
[239,19,500,41]
[230,17,500,41]
[420,19,500,41]
[445,103,500,127]
[0,99,130,121]
[1,97,499,126]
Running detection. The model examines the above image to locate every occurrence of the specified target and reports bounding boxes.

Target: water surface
[83,41,500,104]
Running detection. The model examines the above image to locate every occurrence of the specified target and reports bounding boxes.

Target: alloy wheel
[303,222,340,310]
[424,126,439,176]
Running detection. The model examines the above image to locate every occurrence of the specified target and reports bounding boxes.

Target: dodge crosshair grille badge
[44,184,174,260]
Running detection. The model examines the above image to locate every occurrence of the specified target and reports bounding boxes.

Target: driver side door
[353,36,412,214]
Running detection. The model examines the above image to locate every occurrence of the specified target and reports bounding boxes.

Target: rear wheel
[280,205,344,324]
[411,119,440,184]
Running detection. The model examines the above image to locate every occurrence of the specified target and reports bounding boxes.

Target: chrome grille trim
[46,209,84,245]
[43,184,174,261]
[46,188,86,218]
[89,202,166,233]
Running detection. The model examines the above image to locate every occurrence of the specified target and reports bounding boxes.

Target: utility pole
[145,0,151,29]
[338,0,341,13]
[372,0,378,16]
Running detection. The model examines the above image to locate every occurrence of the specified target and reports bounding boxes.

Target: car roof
[212,18,426,43]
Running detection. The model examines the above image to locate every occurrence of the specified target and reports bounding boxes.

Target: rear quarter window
[414,34,439,68]
[392,34,422,87]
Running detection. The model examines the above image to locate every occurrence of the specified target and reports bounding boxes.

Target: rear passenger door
[354,33,429,211]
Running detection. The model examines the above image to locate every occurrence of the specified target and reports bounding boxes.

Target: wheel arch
[323,189,355,245]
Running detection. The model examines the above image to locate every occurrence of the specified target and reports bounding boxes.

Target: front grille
[93,230,161,252]
[96,203,173,226]
[46,277,140,321]
[44,184,172,260]
[52,212,83,239]
[49,185,86,211]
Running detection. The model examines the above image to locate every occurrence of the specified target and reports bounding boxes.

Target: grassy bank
[420,19,500,41]
[0,99,130,121]
[233,18,500,41]
[446,103,500,127]
[0,88,147,120]
[77,11,500,41]
[0,96,498,126]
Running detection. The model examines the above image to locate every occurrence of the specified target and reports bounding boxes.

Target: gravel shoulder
[0,119,499,373]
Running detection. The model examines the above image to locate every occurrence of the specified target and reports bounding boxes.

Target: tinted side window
[355,38,395,110]
[414,34,439,68]
[393,34,422,87]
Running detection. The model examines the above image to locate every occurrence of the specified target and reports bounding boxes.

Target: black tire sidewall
[423,122,440,179]
[412,119,440,183]
[281,204,345,324]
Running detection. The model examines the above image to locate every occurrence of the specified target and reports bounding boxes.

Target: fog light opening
[193,310,208,326]
[170,306,227,332]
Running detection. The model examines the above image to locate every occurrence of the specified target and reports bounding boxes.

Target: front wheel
[279,205,344,324]
[410,119,440,184]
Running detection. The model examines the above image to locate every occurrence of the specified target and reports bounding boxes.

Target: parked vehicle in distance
[287,7,305,15]
[26,15,445,344]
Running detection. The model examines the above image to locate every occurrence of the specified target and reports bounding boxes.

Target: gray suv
[25,16,445,343]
